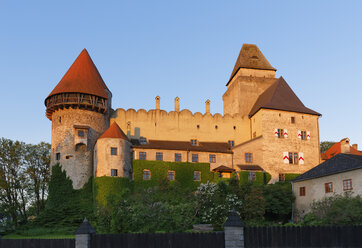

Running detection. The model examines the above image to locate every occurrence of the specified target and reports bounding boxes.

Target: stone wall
[51,108,109,189]
[94,138,132,178]
[111,108,249,145]
[223,68,276,117]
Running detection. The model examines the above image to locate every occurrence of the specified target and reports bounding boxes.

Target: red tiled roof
[47,49,109,99]
[212,165,235,172]
[98,122,128,140]
[248,77,321,117]
[227,44,276,86]
[322,139,362,160]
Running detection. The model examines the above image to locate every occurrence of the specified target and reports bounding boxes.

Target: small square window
[78,130,85,137]
[228,140,235,147]
[193,171,201,181]
[279,174,285,182]
[343,179,352,191]
[209,154,216,163]
[192,154,199,163]
[111,169,118,177]
[168,171,175,181]
[111,147,117,156]
[191,139,198,146]
[325,182,333,193]
[299,187,306,196]
[277,129,284,138]
[245,153,253,163]
[143,169,151,180]
[139,152,146,160]
[291,117,295,124]
[175,153,181,162]
[56,153,60,161]
[248,172,256,181]
[156,152,163,161]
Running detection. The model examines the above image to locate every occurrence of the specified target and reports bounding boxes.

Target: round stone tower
[45,49,112,189]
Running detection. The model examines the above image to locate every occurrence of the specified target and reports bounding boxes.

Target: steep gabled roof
[98,122,128,140]
[248,77,321,117]
[227,44,276,85]
[293,153,362,182]
[47,49,109,99]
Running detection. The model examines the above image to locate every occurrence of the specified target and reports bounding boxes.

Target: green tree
[320,141,336,153]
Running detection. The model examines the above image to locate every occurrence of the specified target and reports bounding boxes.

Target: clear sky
[0,1,361,147]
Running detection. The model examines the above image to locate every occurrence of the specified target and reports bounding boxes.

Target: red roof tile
[322,139,362,160]
[47,49,109,99]
[98,122,128,140]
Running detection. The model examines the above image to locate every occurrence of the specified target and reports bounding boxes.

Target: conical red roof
[98,122,128,140]
[47,49,109,99]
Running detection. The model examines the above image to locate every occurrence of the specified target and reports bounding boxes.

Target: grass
[2,227,75,239]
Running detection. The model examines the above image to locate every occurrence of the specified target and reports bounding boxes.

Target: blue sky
[0,1,361,147]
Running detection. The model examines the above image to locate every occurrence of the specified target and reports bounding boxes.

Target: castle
[45,44,321,189]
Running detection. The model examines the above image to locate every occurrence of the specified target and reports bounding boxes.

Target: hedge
[239,171,272,186]
[285,173,300,182]
[132,160,218,191]
[93,177,134,207]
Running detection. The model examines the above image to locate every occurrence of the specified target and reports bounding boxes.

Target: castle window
[343,179,352,191]
[215,125,218,129]
[78,130,85,138]
[143,169,151,180]
[56,153,60,161]
[288,152,298,164]
[156,152,163,161]
[245,153,253,163]
[291,117,295,124]
[277,129,284,138]
[301,131,307,140]
[279,174,285,182]
[248,172,256,181]
[66,155,73,159]
[175,153,181,162]
[233,126,236,130]
[111,147,117,156]
[139,152,146,160]
[193,171,201,181]
[299,187,306,196]
[140,137,147,144]
[168,171,175,181]
[197,125,200,129]
[228,140,235,147]
[111,169,118,177]
[209,154,216,163]
[190,139,198,146]
[192,154,199,163]
[59,117,61,123]
[325,182,333,193]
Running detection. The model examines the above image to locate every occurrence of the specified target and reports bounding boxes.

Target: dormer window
[78,130,85,138]
[140,137,147,145]
[191,139,198,146]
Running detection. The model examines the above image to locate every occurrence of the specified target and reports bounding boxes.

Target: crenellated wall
[110,108,250,145]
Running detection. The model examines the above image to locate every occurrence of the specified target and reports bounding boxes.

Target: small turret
[45,49,112,189]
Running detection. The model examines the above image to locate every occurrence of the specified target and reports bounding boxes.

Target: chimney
[175,97,180,112]
[205,99,210,114]
[352,144,358,150]
[155,96,160,110]
[340,138,351,154]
